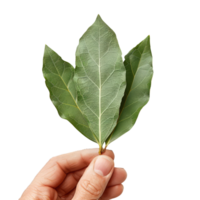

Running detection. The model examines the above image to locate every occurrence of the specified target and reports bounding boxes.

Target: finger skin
[99,184,125,200]
[32,149,114,188]
[73,155,115,200]
[20,149,114,200]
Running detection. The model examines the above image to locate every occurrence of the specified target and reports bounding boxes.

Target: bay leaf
[43,45,98,143]
[106,36,153,145]
[42,16,153,153]
[74,15,126,147]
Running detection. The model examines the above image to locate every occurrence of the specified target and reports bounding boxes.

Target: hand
[20,149,127,200]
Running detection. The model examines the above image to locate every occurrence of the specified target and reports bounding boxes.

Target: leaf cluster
[43,15,153,154]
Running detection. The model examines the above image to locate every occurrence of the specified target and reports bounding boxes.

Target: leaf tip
[95,13,102,17]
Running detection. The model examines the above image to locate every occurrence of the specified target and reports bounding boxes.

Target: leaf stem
[99,144,108,154]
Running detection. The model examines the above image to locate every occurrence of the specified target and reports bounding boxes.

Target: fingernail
[94,156,114,176]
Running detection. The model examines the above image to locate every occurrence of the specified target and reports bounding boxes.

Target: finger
[57,163,129,196]
[108,167,129,187]
[99,184,126,200]
[73,155,114,200]
[70,167,129,187]
[32,149,114,188]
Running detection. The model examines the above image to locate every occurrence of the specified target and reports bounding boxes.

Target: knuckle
[80,180,101,197]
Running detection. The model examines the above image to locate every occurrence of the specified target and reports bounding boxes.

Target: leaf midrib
[98,20,102,145]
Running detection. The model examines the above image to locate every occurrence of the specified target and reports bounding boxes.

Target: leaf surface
[106,36,153,145]
[43,45,97,143]
[74,15,126,145]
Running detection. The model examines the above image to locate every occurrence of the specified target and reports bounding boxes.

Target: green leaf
[106,36,153,145]
[74,15,126,146]
[42,16,154,153]
[43,45,98,143]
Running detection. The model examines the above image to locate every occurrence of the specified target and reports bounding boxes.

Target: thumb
[72,155,114,200]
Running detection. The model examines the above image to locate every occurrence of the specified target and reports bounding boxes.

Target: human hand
[20,149,127,200]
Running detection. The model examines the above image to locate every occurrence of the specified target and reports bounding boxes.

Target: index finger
[32,148,114,188]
